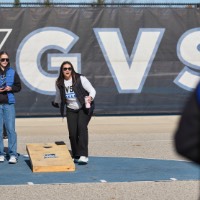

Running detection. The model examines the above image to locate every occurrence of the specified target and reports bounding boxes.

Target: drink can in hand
[85,96,91,108]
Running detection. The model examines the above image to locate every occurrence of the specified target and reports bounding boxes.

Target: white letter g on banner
[16,27,80,95]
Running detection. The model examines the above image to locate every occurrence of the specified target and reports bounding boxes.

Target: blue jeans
[0,104,17,158]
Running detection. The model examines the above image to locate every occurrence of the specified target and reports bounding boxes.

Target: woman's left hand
[88,96,93,103]
[4,86,12,91]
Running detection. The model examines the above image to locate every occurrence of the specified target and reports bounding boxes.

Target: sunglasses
[0,58,9,62]
[63,67,72,71]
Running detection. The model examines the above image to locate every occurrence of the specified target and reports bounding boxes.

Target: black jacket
[174,84,200,165]
[57,74,94,117]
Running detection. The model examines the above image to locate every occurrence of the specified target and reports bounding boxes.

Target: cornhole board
[26,142,75,173]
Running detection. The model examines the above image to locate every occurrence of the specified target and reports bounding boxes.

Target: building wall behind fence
[1,7,199,116]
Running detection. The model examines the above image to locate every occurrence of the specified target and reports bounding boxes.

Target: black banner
[0,7,199,116]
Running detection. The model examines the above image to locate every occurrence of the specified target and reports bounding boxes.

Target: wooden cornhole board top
[26,142,75,173]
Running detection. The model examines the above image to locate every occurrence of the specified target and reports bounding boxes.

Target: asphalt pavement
[0,115,199,200]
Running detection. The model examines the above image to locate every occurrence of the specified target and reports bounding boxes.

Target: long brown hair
[56,61,78,87]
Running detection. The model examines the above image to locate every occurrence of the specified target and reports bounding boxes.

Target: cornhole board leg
[26,142,75,173]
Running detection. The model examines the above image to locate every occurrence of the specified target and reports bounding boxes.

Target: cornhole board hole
[26,142,75,173]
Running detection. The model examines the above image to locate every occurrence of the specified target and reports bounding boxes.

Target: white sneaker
[78,156,88,164]
[0,155,4,162]
[9,156,17,164]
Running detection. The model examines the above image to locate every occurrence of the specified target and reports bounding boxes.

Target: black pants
[66,107,91,158]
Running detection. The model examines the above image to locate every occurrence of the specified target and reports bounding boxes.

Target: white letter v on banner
[94,28,165,93]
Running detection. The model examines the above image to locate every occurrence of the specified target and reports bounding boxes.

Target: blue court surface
[0,155,199,185]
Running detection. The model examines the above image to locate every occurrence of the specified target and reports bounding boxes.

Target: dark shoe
[73,156,80,163]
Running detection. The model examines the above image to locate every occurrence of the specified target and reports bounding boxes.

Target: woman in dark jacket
[52,61,96,165]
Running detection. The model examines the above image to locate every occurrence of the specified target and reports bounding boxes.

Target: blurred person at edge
[0,51,21,164]
[174,82,200,165]
[52,61,96,165]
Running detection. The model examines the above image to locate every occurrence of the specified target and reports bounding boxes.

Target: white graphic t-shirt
[64,78,81,110]
[54,75,96,110]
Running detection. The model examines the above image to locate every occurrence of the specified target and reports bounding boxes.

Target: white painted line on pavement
[27,182,34,185]
[100,180,107,183]
[170,178,177,181]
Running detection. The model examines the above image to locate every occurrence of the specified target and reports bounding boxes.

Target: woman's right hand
[51,101,59,108]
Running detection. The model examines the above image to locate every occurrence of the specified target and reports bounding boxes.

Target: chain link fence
[0,1,199,8]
